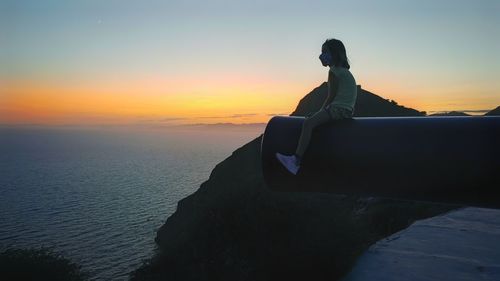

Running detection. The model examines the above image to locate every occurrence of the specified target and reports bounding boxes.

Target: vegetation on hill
[0,247,88,281]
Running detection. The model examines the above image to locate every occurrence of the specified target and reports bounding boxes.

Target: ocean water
[0,125,264,280]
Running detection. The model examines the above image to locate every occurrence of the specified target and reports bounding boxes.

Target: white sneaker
[275,152,300,175]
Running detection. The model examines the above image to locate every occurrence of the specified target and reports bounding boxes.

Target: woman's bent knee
[302,110,330,130]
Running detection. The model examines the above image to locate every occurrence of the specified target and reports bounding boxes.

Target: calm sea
[0,125,265,280]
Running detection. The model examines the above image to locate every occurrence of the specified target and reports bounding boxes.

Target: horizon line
[1,110,498,130]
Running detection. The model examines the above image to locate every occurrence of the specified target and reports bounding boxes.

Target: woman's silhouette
[275,38,357,175]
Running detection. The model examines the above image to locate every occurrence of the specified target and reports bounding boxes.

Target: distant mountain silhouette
[485,106,500,116]
[172,122,267,129]
[430,111,471,116]
[291,83,425,117]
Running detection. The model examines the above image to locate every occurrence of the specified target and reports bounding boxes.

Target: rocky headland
[130,83,497,280]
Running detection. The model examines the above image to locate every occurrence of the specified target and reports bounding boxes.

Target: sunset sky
[1,0,499,126]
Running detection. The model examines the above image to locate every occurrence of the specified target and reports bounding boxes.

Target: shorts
[324,104,353,120]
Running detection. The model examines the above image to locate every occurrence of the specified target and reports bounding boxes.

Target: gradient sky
[1,0,499,126]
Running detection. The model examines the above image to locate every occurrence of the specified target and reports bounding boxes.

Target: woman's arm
[321,70,338,109]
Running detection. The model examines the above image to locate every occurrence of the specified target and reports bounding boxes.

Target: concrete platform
[342,207,500,281]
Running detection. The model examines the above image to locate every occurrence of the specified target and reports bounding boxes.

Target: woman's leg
[295,108,331,160]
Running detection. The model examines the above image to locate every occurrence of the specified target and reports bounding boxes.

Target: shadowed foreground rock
[0,247,88,281]
[130,84,461,281]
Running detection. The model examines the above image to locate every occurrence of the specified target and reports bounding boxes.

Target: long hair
[323,38,350,69]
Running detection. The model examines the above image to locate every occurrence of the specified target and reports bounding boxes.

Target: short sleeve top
[328,66,357,112]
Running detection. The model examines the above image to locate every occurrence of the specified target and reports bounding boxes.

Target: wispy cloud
[199,113,259,119]
[231,113,258,118]
[266,112,290,116]
[136,117,190,123]
[198,116,226,119]
[428,109,492,114]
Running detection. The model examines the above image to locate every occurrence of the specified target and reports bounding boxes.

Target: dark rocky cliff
[485,106,500,116]
[130,84,455,281]
[292,83,425,117]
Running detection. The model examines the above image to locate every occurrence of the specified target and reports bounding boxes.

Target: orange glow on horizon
[358,75,499,115]
[1,74,498,126]
[0,75,310,126]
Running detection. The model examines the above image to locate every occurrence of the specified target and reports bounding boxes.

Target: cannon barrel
[261,116,500,208]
